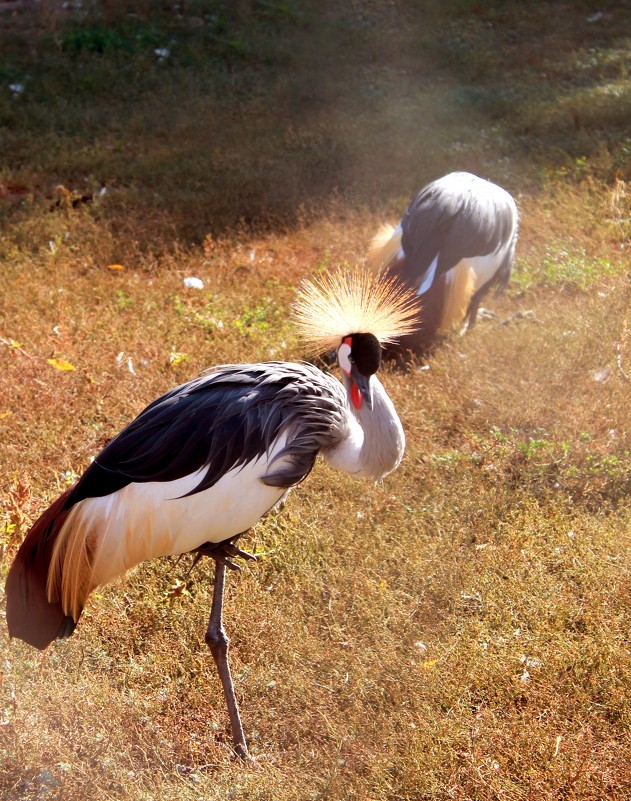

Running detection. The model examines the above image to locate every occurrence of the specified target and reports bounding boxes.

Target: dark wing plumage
[399,172,517,289]
[64,361,350,505]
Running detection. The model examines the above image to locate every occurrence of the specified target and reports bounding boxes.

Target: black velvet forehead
[348,332,382,376]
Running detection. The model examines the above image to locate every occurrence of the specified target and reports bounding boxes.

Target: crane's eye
[337,342,352,375]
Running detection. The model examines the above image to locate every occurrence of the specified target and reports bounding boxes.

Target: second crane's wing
[400,175,516,290]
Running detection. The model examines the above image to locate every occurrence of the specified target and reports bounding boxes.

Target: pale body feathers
[47,444,292,621]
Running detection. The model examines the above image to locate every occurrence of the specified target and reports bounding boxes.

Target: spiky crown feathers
[292,268,419,356]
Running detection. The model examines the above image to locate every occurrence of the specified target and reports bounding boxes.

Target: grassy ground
[1,1,630,799]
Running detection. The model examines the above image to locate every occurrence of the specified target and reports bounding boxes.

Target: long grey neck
[353,375,405,481]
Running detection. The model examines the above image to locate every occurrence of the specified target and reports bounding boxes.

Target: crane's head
[292,267,419,399]
[336,332,381,411]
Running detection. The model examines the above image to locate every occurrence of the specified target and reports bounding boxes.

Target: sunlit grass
[1,1,630,800]
[512,244,622,292]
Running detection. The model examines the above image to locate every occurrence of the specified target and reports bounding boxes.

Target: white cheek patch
[338,342,352,375]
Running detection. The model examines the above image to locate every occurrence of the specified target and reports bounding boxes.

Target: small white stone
[183,277,204,290]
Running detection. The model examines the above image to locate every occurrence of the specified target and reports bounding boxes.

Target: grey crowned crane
[5,268,418,759]
[368,171,519,356]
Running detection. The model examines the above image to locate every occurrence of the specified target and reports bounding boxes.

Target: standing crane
[5,268,418,759]
[368,171,519,356]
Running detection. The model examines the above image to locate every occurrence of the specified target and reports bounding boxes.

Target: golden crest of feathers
[292,267,419,355]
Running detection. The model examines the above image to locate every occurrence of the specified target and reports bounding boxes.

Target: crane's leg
[463,291,483,331]
[205,561,249,759]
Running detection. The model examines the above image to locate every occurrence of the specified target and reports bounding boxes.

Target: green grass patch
[513,243,623,292]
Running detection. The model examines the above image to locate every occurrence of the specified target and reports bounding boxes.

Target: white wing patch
[417,254,439,295]
[467,238,514,291]
[70,440,292,591]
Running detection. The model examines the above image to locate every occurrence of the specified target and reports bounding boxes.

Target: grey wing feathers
[68,362,350,505]
[400,172,518,288]
[255,365,351,488]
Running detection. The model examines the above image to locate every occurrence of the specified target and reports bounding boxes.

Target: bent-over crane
[368,171,519,355]
[5,268,418,759]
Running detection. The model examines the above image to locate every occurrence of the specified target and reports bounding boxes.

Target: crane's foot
[474,306,498,323]
[500,309,538,326]
[189,537,257,574]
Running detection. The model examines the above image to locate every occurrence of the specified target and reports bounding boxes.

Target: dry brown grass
[1,1,630,799]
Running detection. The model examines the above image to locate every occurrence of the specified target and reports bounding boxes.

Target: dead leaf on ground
[47,357,76,371]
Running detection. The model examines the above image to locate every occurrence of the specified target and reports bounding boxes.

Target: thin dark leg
[205,562,249,759]
[464,293,482,331]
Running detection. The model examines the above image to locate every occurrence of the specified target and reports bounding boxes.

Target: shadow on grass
[0,1,628,246]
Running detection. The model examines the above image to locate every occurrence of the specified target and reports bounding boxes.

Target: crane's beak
[350,363,373,411]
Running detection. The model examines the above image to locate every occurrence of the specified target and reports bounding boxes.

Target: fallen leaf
[169,352,189,368]
[47,357,76,371]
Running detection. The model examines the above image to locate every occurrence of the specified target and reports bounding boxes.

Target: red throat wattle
[351,382,363,409]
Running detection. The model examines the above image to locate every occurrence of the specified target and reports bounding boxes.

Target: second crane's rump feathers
[292,268,419,356]
[367,223,402,274]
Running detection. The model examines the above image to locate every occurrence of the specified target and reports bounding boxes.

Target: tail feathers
[47,502,96,623]
[367,223,401,274]
[439,263,475,332]
[5,487,80,650]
